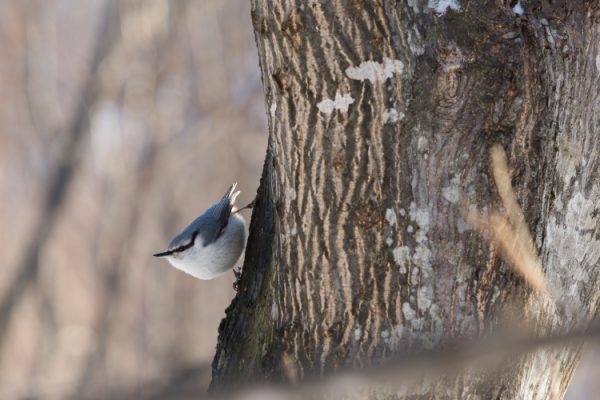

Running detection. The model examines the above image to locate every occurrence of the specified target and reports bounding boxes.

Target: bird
[153,183,248,280]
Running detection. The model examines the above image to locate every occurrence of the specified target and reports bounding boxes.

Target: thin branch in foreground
[204,320,600,400]
[490,144,537,257]
[83,322,600,400]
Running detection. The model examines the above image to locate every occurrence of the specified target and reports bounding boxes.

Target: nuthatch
[153,183,248,280]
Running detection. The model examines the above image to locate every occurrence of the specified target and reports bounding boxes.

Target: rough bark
[212,1,600,398]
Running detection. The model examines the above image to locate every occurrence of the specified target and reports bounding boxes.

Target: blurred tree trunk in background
[212,1,600,398]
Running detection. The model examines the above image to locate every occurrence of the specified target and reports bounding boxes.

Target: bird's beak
[153,250,173,257]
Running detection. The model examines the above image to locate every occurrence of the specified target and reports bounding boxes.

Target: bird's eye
[172,231,199,253]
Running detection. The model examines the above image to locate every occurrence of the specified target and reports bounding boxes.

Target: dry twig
[467,145,550,298]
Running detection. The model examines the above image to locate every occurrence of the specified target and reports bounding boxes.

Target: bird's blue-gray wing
[189,183,240,247]
[168,183,239,250]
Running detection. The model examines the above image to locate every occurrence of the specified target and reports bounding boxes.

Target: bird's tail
[224,182,241,205]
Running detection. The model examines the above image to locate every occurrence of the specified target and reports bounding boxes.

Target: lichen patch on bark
[316,91,355,114]
[427,0,461,15]
[345,58,404,83]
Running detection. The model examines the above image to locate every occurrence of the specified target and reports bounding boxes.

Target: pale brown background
[0,1,265,398]
[0,1,595,399]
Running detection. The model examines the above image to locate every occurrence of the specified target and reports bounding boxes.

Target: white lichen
[289,188,297,201]
[418,286,433,310]
[417,136,429,152]
[442,186,460,204]
[345,58,404,83]
[270,102,277,118]
[393,246,411,267]
[271,302,279,320]
[556,142,579,184]
[382,329,395,348]
[512,0,524,15]
[353,327,362,341]
[407,0,420,13]
[442,175,461,204]
[402,302,416,321]
[555,196,564,212]
[383,108,404,124]
[567,192,598,230]
[427,0,461,15]
[545,189,600,314]
[385,208,397,226]
[408,202,435,320]
[407,29,425,56]
[409,202,431,241]
[393,324,404,339]
[411,316,425,330]
[317,91,354,114]
[429,303,444,337]
[413,246,433,275]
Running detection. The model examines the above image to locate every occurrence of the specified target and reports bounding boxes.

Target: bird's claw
[233,265,242,290]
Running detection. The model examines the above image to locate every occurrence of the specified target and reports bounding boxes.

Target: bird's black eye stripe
[172,231,198,254]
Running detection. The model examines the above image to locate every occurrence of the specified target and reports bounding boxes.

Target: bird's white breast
[166,214,246,280]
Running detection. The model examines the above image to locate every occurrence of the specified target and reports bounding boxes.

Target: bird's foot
[233,265,243,291]
[234,198,256,214]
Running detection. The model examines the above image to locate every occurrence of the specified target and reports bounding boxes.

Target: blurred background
[0,1,596,399]
[0,0,266,398]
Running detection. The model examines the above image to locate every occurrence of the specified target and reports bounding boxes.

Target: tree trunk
[212,1,600,398]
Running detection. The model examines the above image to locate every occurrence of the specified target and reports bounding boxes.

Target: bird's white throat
[166,213,246,280]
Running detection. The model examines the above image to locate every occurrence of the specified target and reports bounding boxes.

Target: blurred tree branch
[0,0,121,355]
[69,2,192,397]
[223,321,600,400]
[89,321,600,400]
